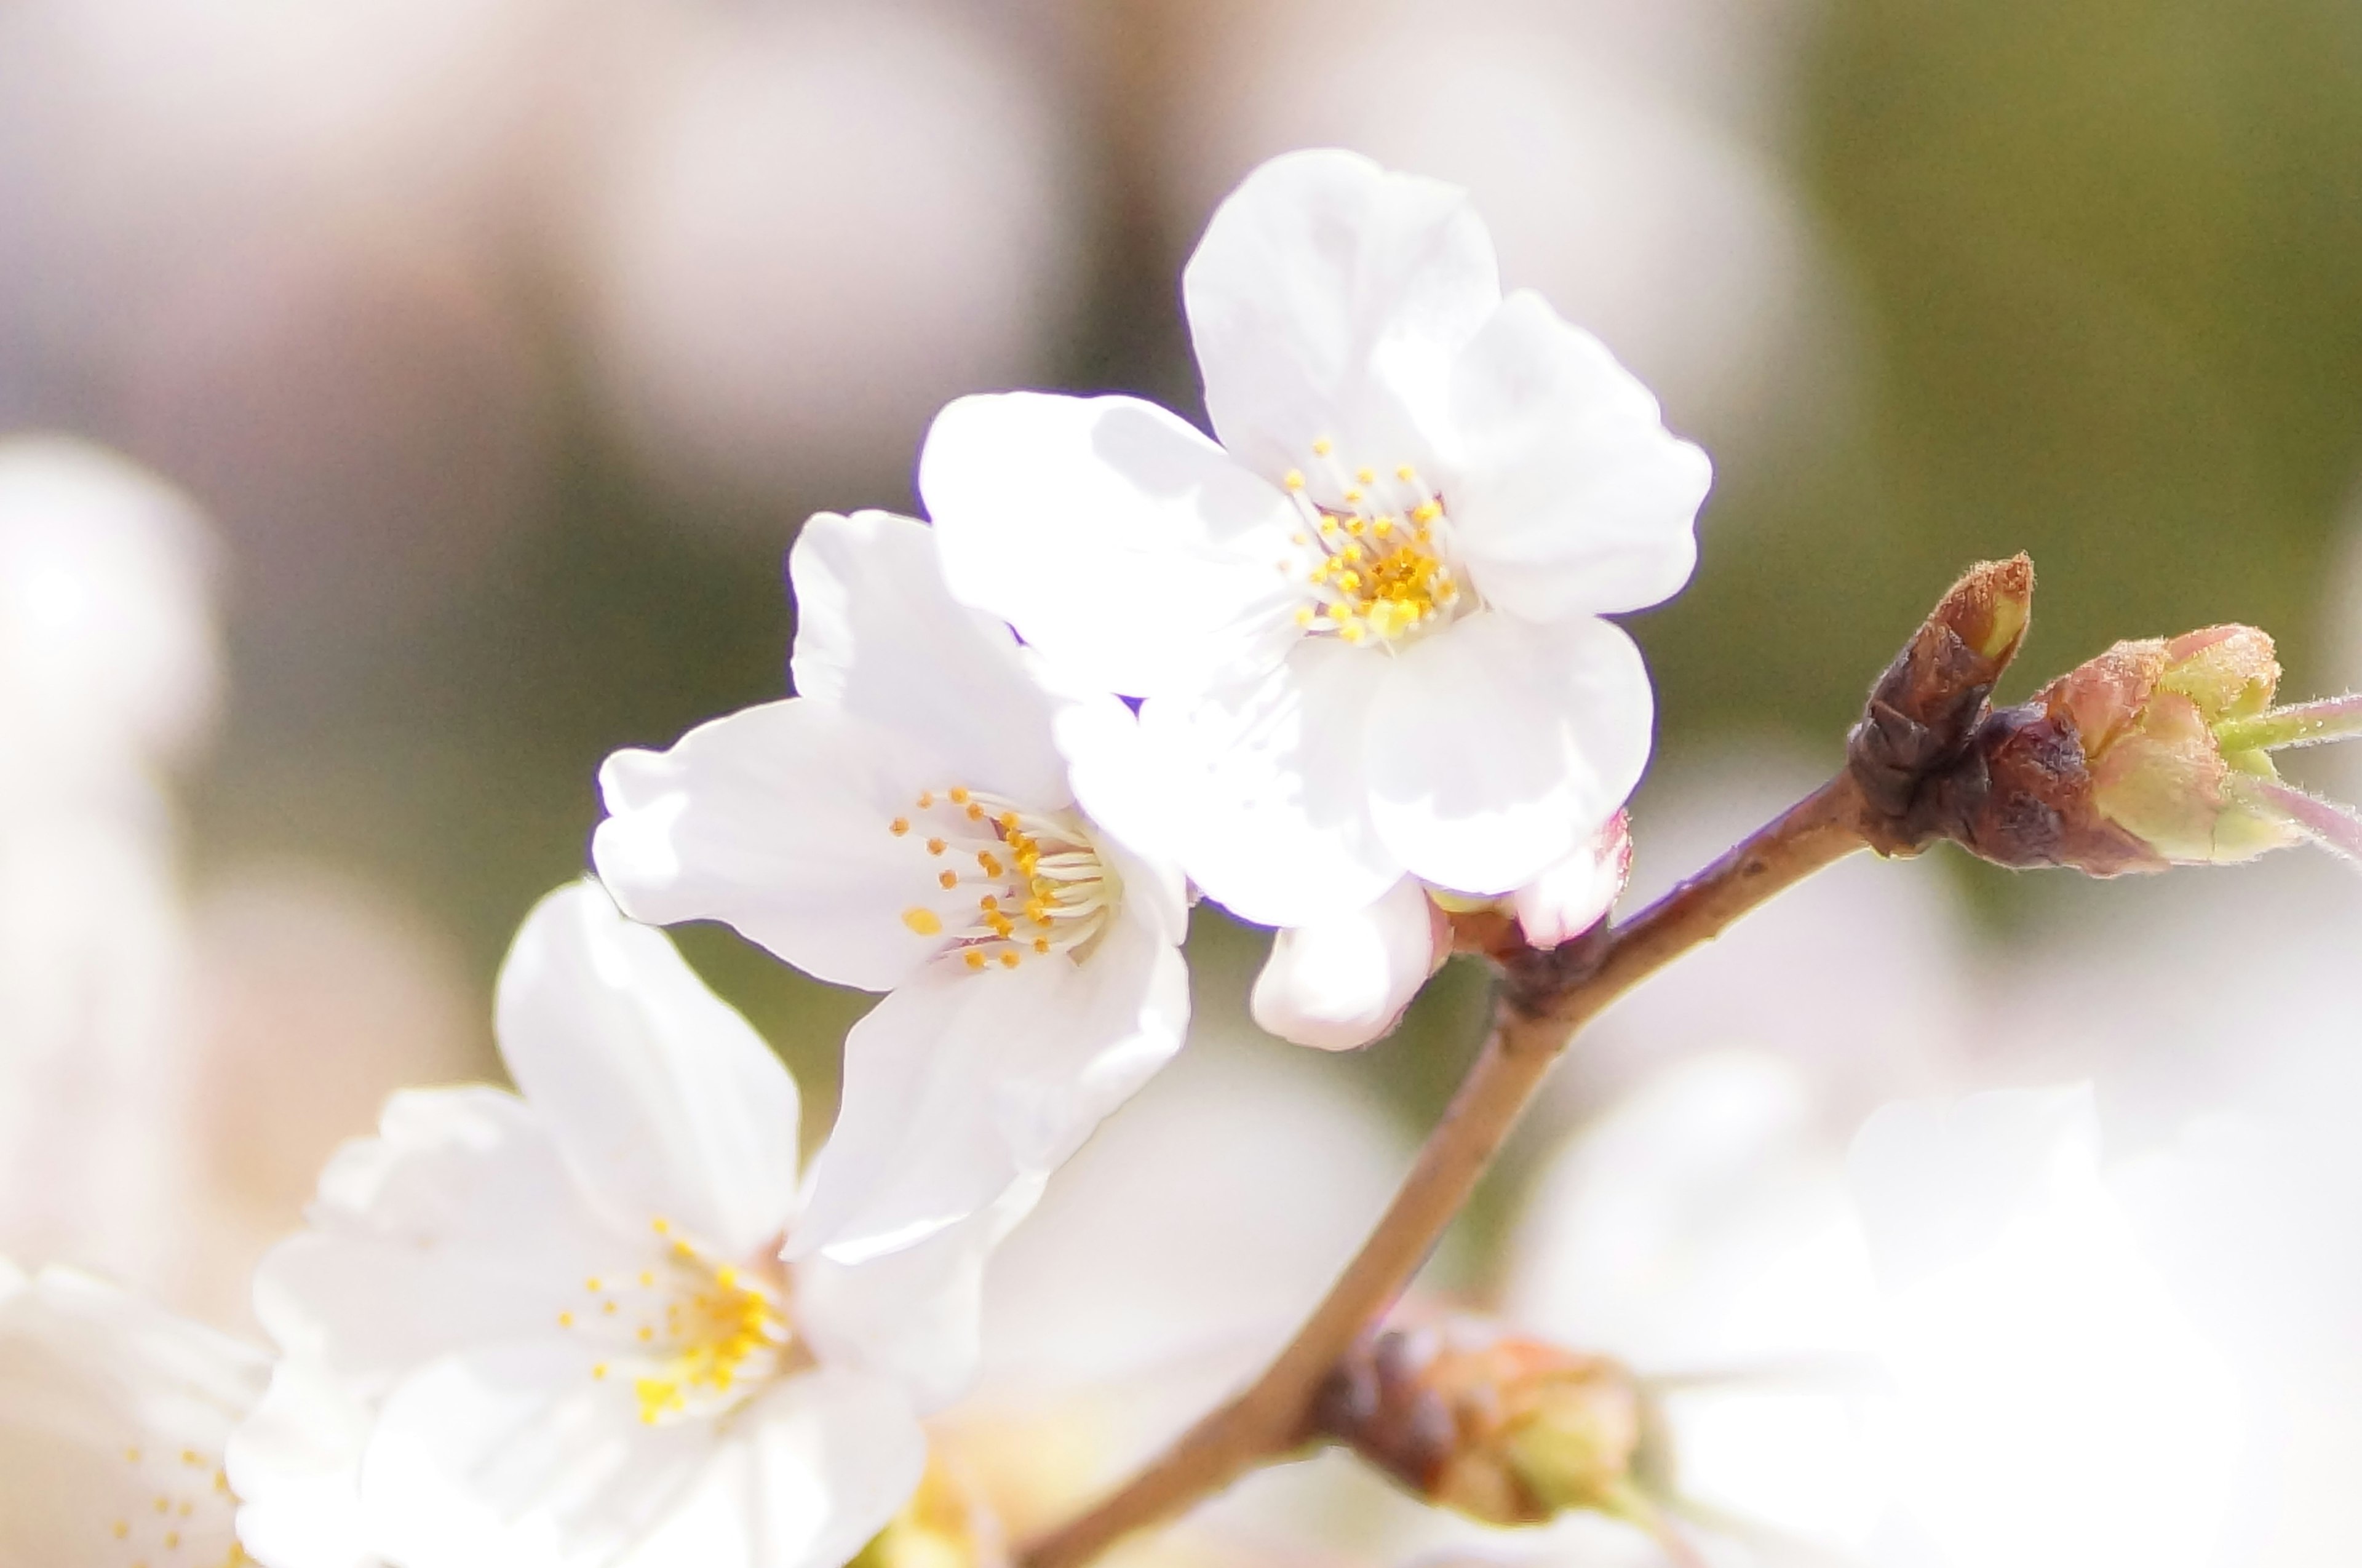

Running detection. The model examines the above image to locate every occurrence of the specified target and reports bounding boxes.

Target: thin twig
[1019,774,1872,1568]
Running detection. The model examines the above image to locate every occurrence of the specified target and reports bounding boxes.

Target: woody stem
[1018,773,1874,1568]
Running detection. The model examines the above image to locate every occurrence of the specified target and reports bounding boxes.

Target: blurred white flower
[0,438,217,1299]
[576,0,1083,504]
[0,1260,278,1568]
[245,882,1022,1568]
[596,511,1189,1265]
[1849,1086,2241,1568]
[925,149,1707,926]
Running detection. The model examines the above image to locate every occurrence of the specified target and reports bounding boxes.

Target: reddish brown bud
[1847,555,2035,854]
[1314,1319,1647,1527]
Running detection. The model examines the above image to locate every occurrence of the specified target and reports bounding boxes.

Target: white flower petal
[1445,290,1711,619]
[359,1340,719,1568]
[1137,642,1402,927]
[1510,813,1633,949]
[1183,148,1500,485]
[0,1268,266,1568]
[229,1356,376,1568]
[1249,876,1442,1051]
[495,882,802,1259]
[1366,613,1653,896]
[921,391,1303,698]
[1051,696,1194,939]
[613,1368,927,1568]
[787,509,1070,805]
[595,699,957,992]
[255,1087,617,1378]
[795,1179,1042,1414]
[790,907,1188,1264]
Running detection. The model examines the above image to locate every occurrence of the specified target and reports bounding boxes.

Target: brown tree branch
[1019,774,1874,1568]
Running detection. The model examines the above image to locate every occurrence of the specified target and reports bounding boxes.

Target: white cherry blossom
[921,148,1709,926]
[594,509,1188,1264]
[0,1259,276,1568]
[242,882,1025,1568]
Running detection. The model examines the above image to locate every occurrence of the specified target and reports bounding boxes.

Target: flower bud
[1963,625,2303,872]
[1314,1319,1647,1527]
[1252,877,1447,1051]
[1509,813,1632,949]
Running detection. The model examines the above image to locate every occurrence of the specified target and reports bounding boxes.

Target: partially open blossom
[1965,625,2356,873]
[0,1259,280,1568]
[921,148,1709,926]
[242,883,1025,1568]
[594,511,1188,1264]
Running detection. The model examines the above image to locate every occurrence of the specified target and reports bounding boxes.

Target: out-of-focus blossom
[0,1260,283,1568]
[597,511,1189,1265]
[576,0,1083,504]
[926,149,1707,926]
[1849,1086,2241,1568]
[245,883,1022,1568]
[0,438,215,1297]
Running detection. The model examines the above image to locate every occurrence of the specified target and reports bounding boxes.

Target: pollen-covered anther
[557,1222,797,1427]
[891,785,1124,970]
[1282,443,1466,647]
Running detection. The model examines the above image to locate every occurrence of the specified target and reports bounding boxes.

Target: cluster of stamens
[891,786,1119,971]
[108,1443,243,1568]
[559,1218,797,1427]
[1281,439,1463,646]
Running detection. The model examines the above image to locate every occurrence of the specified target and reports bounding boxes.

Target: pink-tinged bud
[1251,878,1447,1051]
[1314,1319,1648,1528]
[1965,626,2302,872]
[1509,814,1632,949]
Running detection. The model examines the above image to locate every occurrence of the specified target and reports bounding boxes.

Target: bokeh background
[5,2,2362,1564]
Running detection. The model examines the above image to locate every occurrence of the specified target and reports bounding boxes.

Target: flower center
[889,787,1121,971]
[562,1219,800,1427]
[1279,440,1464,647]
[109,1443,244,1568]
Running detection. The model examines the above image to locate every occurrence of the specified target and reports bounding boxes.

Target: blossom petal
[1366,613,1653,896]
[495,882,802,1259]
[1136,641,1402,928]
[595,699,958,992]
[789,907,1188,1265]
[1511,812,1633,949]
[1049,694,1194,936]
[1183,148,1500,486]
[363,1351,922,1568]
[229,1357,376,1568]
[795,1180,1042,1414]
[1445,290,1711,619]
[254,1088,618,1379]
[787,509,1069,805]
[921,391,1303,699]
[1249,875,1442,1051]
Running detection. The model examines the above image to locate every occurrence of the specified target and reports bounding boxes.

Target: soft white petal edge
[922,391,1304,699]
[1365,613,1654,896]
[1250,876,1442,1051]
[496,880,803,1260]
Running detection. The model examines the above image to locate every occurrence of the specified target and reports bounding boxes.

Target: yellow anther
[965,803,985,822]
[1311,437,1333,456]
[998,950,1021,968]
[639,1272,655,1287]
[125,1447,141,1463]
[1412,501,1441,523]
[602,1301,619,1315]
[114,1522,129,1540]
[558,1311,574,1327]
[979,893,999,910]
[1295,607,1314,626]
[1033,937,1051,954]
[917,790,934,808]
[593,1363,608,1379]
[889,817,910,836]
[964,949,987,969]
[1284,469,1306,490]
[1356,467,1374,484]
[998,811,1019,832]
[904,907,944,936]
[948,787,970,804]
[653,1218,670,1234]
[1396,464,1417,480]
[586,1276,603,1292]
[926,837,947,856]
[638,1326,654,1342]
[1343,488,1363,504]
[938,870,959,890]
[1373,517,1394,536]
[164,1532,180,1550]
[977,851,1004,877]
